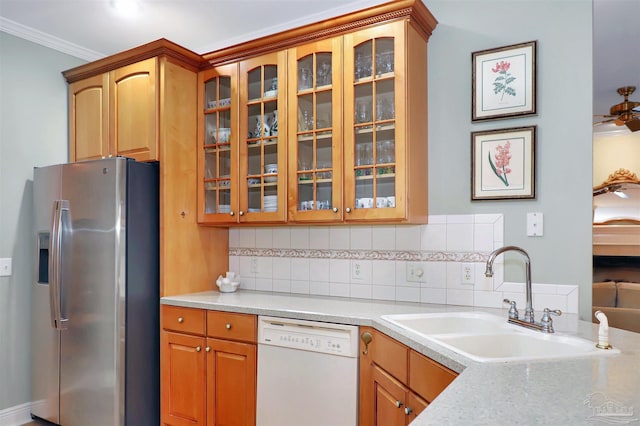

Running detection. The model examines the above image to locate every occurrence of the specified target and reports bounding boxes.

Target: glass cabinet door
[288,39,342,222]
[344,22,406,220]
[239,51,287,222]
[197,64,238,224]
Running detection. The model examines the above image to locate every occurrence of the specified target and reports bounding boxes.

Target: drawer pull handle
[196,346,201,352]
[177,317,184,323]
[226,323,232,330]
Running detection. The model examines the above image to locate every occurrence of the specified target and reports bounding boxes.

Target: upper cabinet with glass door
[344,20,430,223]
[238,51,287,223]
[197,64,238,224]
[287,38,343,222]
[197,0,437,225]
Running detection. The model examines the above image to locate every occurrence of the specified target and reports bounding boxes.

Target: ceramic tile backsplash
[228,214,579,313]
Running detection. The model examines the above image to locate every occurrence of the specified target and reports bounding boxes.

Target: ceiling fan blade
[626,118,640,132]
[593,118,616,126]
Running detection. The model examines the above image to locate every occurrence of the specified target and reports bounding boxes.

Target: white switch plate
[0,258,12,276]
[527,212,544,237]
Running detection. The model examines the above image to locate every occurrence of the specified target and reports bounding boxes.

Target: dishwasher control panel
[258,316,359,357]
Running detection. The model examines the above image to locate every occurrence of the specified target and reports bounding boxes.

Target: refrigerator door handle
[50,200,69,330]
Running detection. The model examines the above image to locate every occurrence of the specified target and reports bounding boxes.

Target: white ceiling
[0,0,637,132]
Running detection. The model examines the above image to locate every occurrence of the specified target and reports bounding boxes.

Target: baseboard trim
[0,402,31,426]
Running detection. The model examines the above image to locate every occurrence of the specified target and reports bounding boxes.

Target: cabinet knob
[206,346,211,352]
[332,207,339,213]
[239,211,245,216]
[395,400,403,408]
[345,207,352,213]
[226,323,232,330]
[229,211,235,216]
[361,331,372,355]
[405,407,413,415]
[196,346,201,352]
[177,317,184,323]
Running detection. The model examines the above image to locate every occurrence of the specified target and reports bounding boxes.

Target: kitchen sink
[382,311,510,335]
[381,312,620,363]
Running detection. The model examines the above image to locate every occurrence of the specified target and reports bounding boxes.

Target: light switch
[0,258,12,276]
[527,212,544,237]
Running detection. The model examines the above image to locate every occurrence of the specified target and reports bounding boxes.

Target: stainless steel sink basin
[381,311,620,363]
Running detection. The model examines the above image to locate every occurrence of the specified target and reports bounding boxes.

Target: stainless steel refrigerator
[31,157,159,425]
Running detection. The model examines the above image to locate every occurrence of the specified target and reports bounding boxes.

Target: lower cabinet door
[161,331,207,426]
[372,364,407,426]
[207,338,256,426]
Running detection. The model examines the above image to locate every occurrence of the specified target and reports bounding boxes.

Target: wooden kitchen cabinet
[237,51,288,223]
[287,37,344,222]
[197,0,436,225]
[68,57,157,162]
[359,327,457,426]
[68,74,109,161]
[197,63,239,224]
[161,306,257,426]
[65,39,230,297]
[343,20,430,223]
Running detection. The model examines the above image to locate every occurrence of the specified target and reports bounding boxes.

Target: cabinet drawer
[371,330,408,383]
[207,311,257,343]
[161,305,206,335]
[409,350,457,403]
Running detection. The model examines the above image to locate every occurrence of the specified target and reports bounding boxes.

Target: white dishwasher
[256,315,359,426]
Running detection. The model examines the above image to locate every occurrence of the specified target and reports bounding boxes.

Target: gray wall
[0,0,594,413]
[0,32,84,411]
[427,0,593,317]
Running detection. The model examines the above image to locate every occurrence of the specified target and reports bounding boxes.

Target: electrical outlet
[0,258,12,277]
[250,258,258,274]
[461,263,474,284]
[406,262,425,283]
[352,261,364,280]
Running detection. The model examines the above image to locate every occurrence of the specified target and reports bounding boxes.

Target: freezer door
[32,165,62,424]
[58,158,127,426]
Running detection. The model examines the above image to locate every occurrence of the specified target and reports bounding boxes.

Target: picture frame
[472,40,537,121]
[471,126,536,200]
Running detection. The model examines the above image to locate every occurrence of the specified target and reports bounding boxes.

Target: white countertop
[161,290,640,425]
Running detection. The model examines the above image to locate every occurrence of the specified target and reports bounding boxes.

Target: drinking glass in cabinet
[316,58,332,86]
[298,109,314,132]
[375,51,394,75]
[356,143,373,166]
[356,101,372,124]
[299,67,313,91]
[354,41,373,79]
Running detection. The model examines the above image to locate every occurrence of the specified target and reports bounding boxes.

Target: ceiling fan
[594,86,640,132]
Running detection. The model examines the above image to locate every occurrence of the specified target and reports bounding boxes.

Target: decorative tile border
[229,247,489,262]
[226,214,579,313]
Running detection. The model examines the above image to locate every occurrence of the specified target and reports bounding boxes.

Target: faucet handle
[503,299,519,320]
[540,308,562,333]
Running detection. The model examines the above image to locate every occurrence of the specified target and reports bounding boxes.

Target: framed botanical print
[472,41,537,121]
[472,126,536,200]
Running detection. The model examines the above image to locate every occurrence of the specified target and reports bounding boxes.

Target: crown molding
[0,17,105,62]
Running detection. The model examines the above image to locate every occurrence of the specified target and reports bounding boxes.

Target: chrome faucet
[484,246,561,333]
